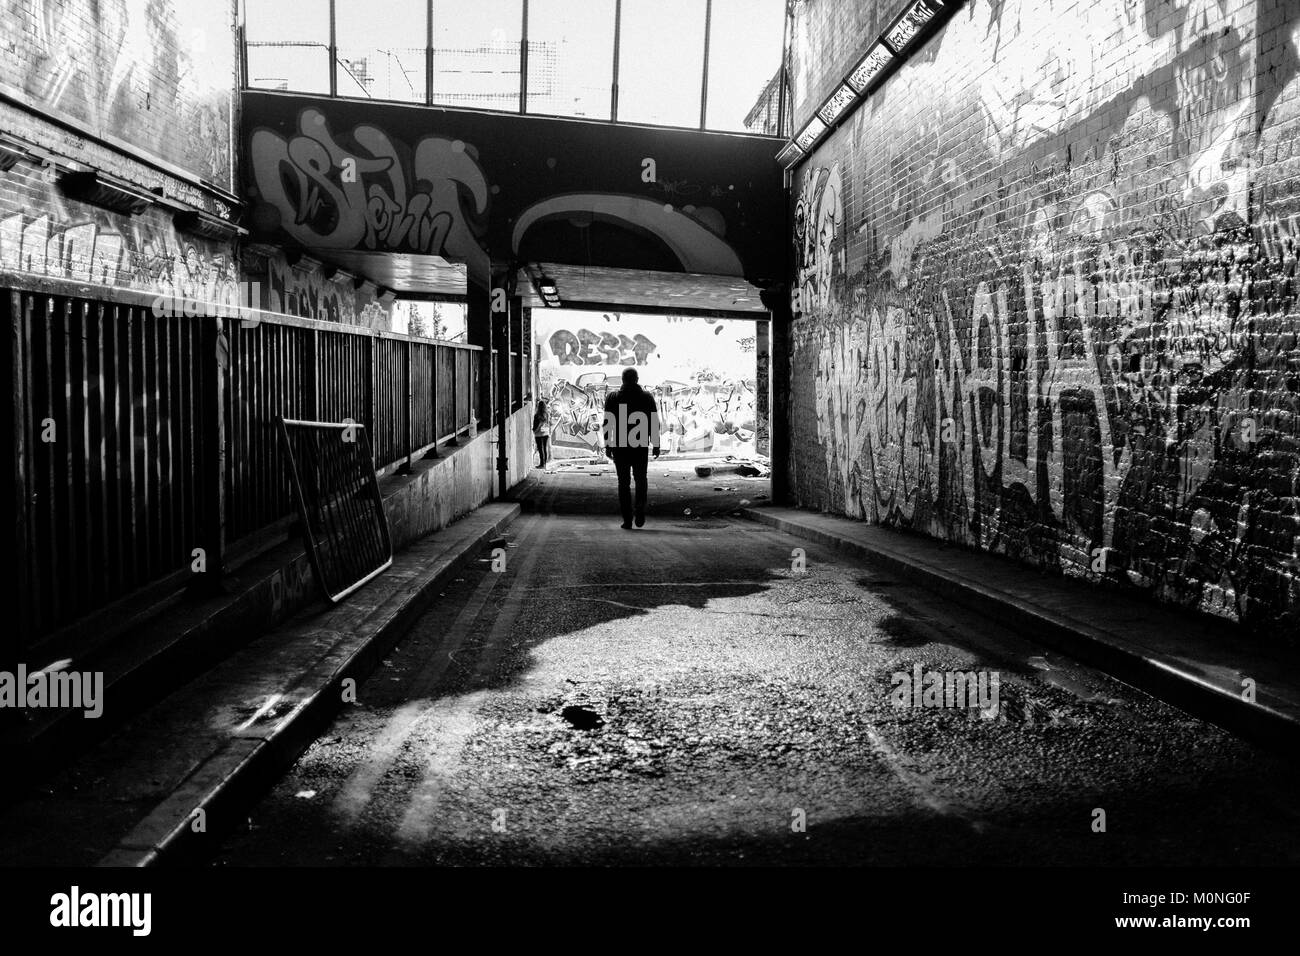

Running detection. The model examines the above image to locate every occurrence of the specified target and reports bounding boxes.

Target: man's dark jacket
[602,384,660,451]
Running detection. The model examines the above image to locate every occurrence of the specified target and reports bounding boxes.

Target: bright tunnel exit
[531,308,768,463]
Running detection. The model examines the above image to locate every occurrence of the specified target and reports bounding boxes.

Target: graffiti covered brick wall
[0,0,237,190]
[241,248,394,331]
[0,2,241,304]
[534,311,760,459]
[0,153,239,305]
[788,0,1300,634]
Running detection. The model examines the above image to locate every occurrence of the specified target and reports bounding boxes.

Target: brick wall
[241,247,395,331]
[787,0,1300,636]
[789,0,893,132]
[0,0,238,190]
[1,2,242,303]
[0,148,239,302]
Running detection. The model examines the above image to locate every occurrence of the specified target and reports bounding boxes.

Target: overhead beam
[523,299,767,319]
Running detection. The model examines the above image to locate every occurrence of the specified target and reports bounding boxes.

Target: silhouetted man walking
[602,368,660,529]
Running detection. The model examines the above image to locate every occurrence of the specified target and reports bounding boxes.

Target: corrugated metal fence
[4,280,484,655]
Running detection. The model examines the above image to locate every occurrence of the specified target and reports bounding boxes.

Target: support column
[466,272,492,441]
[764,289,791,505]
[755,319,770,458]
[491,261,513,498]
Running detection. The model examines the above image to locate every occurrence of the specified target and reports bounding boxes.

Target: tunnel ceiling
[322,251,467,297]
[241,91,787,295]
[518,264,766,315]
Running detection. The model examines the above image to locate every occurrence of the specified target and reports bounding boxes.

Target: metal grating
[278,418,393,603]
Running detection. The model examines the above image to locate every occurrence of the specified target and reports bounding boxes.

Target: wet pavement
[211,468,1300,866]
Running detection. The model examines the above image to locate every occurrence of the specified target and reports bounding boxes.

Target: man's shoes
[621,520,633,529]
[634,513,645,527]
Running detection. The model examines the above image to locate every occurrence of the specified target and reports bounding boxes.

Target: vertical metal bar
[329,0,338,97]
[700,0,712,130]
[425,342,439,456]
[43,298,61,627]
[426,0,434,104]
[448,345,458,443]
[10,291,32,650]
[496,308,509,497]
[253,318,265,535]
[175,311,190,570]
[403,336,414,471]
[309,328,320,419]
[157,308,174,575]
[386,338,395,464]
[249,319,261,533]
[142,309,159,580]
[519,0,529,114]
[368,332,377,453]
[229,319,243,540]
[264,322,275,523]
[199,317,227,592]
[271,324,282,519]
[57,299,75,616]
[231,319,244,538]
[103,303,121,603]
[179,314,195,582]
[73,302,92,610]
[340,332,348,424]
[89,303,107,606]
[611,0,621,122]
[121,304,138,594]
[777,1,790,137]
[282,325,292,515]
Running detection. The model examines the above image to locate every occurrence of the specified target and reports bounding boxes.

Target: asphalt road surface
[211,469,1300,866]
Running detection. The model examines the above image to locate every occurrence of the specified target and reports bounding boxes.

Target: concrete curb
[98,503,521,867]
[741,508,1300,754]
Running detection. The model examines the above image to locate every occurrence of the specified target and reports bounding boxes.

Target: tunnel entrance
[521,307,771,518]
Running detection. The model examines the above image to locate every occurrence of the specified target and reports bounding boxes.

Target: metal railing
[4,278,483,654]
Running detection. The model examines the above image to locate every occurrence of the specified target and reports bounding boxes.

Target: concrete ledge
[91,502,521,867]
[742,507,1300,754]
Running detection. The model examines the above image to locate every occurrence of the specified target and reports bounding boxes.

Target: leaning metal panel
[278,418,394,603]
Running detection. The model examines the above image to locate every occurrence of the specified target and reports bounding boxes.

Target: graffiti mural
[792,164,844,317]
[511,194,746,276]
[257,252,390,330]
[0,0,235,188]
[242,91,787,284]
[535,312,759,458]
[546,375,610,454]
[655,375,758,457]
[790,0,1300,633]
[249,109,491,278]
[0,202,238,306]
[548,327,657,366]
